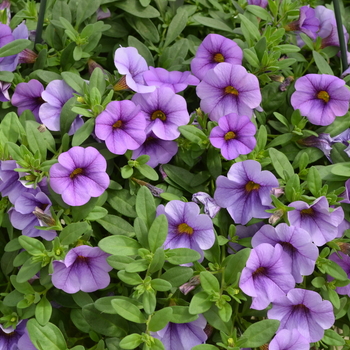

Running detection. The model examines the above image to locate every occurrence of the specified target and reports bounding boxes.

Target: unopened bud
[179,275,200,295]
[113,75,129,91]
[269,209,284,225]
[33,207,56,226]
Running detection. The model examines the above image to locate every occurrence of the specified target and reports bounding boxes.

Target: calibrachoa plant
[2,0,350,350]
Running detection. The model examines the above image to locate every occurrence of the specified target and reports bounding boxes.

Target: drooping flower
[291,74,350,126]
[251,223,319,283]
[0,81,10,102]
[240,243,295,310]
[113,47,155,93]
[269,329,310,350]
[209,113,256,160]
[51,245,112,294]
[191,34,243,80]
[328,252,350,296]
[151,314,208,350]
[95,100,146,155]
[192,192,221,219]
[132,87,190,140]
[332,128,350,157]
[143,67,199,93]
[297,133,333,162]
[96,7,111,20]
[156,201,215,263]
[196,62,261,121]
[267,288,335,342]
[11,79,45,122]
[49,146,110,206]
[214,160,279,225]
[288,196,344,246]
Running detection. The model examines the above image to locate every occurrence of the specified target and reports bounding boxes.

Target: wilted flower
[291,74,350,126]
[298,133,333,162]
[49,146,110,206]
[268,288,334,342]
[332,128,350,157]
[51,245,112,294]
[179,275,201,295]
[192,192,221,219]
[191,34,243,80]
[0,81,10,102]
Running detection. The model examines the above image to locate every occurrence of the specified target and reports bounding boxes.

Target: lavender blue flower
[285,6,319,39]
[0,321,36,350]
[267,288,334,342]
[328,252,350,296]
[192,192,221,219]
[49,146,110,206]
[196,62,261,121]
[51,245,112,294]
[228,222,263,254]
[298,133,333,162]
[239,243,295,310]
[269,329,309,350]
[214,160,279,225]
[332,128,350,157]
[247,0,268,8]
[0,81,10,102]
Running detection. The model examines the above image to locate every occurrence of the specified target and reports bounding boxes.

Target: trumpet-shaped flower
[269,329,310,350]
[328,252,350,296]
[285,6,319,39]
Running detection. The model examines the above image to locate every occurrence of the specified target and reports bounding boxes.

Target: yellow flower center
[317,90,330,103]
[112,120,123,129]
[70,168,84,179]
[113,76,129,91]
[224,86,239,95]
[224,131,236,140]
[177,223,194,235]
[300,207,314,216]
[252,266,266,277]
[151,110,167,121]
[245,181,261,192]
[213,53,225,63]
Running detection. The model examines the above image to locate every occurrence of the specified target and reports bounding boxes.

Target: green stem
[34,0,47,46]
[333,0,348,73]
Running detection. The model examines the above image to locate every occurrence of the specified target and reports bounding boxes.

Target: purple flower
[191,34,243,80]
[340,179,350,204]
[328,252,350,296]
[196,62,261,121]
[240,243,295,310]
[192,192,221,219]
[269,329,310,350]
[143,67,199,93]
[0,81,10,102]
[247,0,268,8]
[209,113,256,160]
[95,100,146,155]
[288,196,344,246]
[332,128,350,157]
[131,132,178,168]
[251,223,319,283]
[11,79,45,122]
[17,326,37,350]
[291,74,350,126]
[132,87,190,141]
[9,191,56,240]
[214,160,279,225]
[267,288,335,342]
[114,47,155,93]
[285,6,319,39]
[0,321,36,350]
[298,133,333,162]
[0,0,11,26]
[96,7,111,20]
[151,314,207,350]
[49,146,110,206]
[51,245,112,294]
[157,201,215,264]
[39,79,83,134]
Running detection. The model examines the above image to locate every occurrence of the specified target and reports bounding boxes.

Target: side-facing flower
[49,146,110,206]
[285,6,319,39]
[269,329,310,350]
[191,34,243,80]
[157,200,215,263]
[192,192,221,219]
[251,223,319,283]
[209,113,256,160]
[132,87,190,140]
[0,320,36,350]
[291,74,350,126]
[51,245,112,294]
[298,133,333,162]
[328,252,350,296]
[95,100,146,155]
[214,160,279,225]
[151,314,208,350]
[0,81,10,102]
[288,196,344,246]
[332,128,350,158]
[196,62,261,121]
[267,288,334,342]
[240,243,295,310]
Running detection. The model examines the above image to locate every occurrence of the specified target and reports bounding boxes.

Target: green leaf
[192,14,233,32]
[75,0,101,26]
[18,236,45,255]
[86,206,108,221]
[313,50,334,75]
[60,97,79,135]
[323,329,345,346]
[59,222,89,246]
[169,306,198,324]
[136,186,156,229]
[164,7,188,48]
[0,39,31,57]
[27,319,67,350]
[148,215,168,253]
[200,271,220,294]
[16,259,42,283]
[238,319,280,347]
[148,307,173,332]
[136,164,159,181]
[142,289,156,314]
[243,48,260,68]
[128,36,154,66]
[0,71,14,82]
[224,248,250,285]
[307,166,322,197]
[331,163,350,177]
[99,236,141,255]
[239,14,260,42]
[115,0,160,18]
[35,296,52,326]
[178,125,208,144]
[108,190,137,217]
[119,334,143,349]
[150,278,172,291]
[189,291,212,314]
[111,299,147,323]
[218,301,232,322]
[71,118,94,146]
[192,345,218,350]
[166,248,201,265]
[323,260,348,281]
[61,72,85,94]
[118,270,143,285]
[160,266,193,288]
[10,275,34,295]
[97,215,134,236]
[246,5,271,20]
[269,148,294,180]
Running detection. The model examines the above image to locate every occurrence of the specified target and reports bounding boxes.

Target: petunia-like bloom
[191,34,243,80]
[11,79,45,122]
[267,288,335,342]
[214,160,279,225]
[157,201,215,263]
[0,81,10,102]
[298,133,333,162]
[0,320,36,350]
[196,62,261,121]
[247,0,268,8]
[328,252,350,296]
[143,67,199,93]
[51,245,112,294]
[114,47,155,93]
[209,113,256,160]
[291,74,350,126]
[288,196,344,246]
[39,79,83,134]
[132,87,190,140]
[131,132,178,168]
[332,128,350,158]
[192,192,221,219]
[151,314,208,350]
[269,329,310,350]
[251,223,319,283]
[240,243,295,310]
[9,191,56,240]
[49,146,110,206]
[95,100,146,155]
